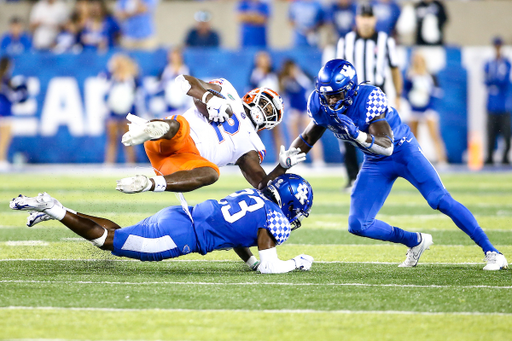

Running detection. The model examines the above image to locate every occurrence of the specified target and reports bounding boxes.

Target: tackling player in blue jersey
[10,174,314,274]
[267,59,508,271]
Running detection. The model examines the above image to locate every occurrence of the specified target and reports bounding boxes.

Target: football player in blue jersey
[264,59,508,271]
[10,174,314,274]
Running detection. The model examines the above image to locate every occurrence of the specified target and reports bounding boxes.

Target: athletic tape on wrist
[201,91,210,104]
[91,228,108,248]
[246,256,259,270]
[151,176,167,192]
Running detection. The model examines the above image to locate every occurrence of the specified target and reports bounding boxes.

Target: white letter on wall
[40,77,85,136]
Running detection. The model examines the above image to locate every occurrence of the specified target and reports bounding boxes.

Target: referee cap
[358,4,374,17]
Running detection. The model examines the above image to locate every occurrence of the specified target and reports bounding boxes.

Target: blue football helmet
[263,174,313,230]
[316,59,358,114]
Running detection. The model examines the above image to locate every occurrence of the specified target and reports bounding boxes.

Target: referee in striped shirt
[335,3,403,190]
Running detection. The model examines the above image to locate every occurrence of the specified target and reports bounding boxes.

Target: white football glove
[116,175,152,194]
[279,145,307,169]
[206,96,231,123]
[293,254,314,271]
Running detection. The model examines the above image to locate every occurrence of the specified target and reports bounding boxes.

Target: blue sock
[438,194,498,254]
[356,219,420,248]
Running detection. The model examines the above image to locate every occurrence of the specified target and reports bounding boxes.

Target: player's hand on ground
[116,175,151,194]
[336,114,360,139]
[206,96,231,123]
[279,145,306,169]
[293,254,314,271]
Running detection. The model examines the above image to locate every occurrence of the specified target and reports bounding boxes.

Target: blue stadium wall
[4,47,466,164]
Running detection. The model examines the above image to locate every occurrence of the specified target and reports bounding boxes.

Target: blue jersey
[307,84,412,160]
[193,189,291,254]
[112,188,291,261]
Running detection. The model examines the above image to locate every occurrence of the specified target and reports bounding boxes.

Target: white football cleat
[27,211,54,227]
[122,115,170,147]
[10,193,62,212]
[398,233,433,267]
[483,251,508,271]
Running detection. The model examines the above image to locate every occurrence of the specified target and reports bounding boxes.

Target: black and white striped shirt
[336,31,398,90]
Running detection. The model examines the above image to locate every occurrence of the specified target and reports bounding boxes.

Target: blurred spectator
[158,48,192,115]
[288,0,326,48]
[115,0,159,50]
[249,51,284,157]
[103,54,142,164]
[371,0,401,37]
[279,59,324,167]
[29,0,70,50]
[184,10,220,48]
[53,12,83,54]
[329,0,357,41]
[0,57,29,171]
[1,17,32,55]
[414,0,448,46]
[484,37,511,165]
[81,0,121,51]
[237,0,270,48]
[73,0,90,31]
[404,51,447,164]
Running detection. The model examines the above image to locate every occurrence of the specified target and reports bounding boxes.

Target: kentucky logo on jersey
[295,183,309,205]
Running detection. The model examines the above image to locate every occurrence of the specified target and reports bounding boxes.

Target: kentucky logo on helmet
[295,183,309,205]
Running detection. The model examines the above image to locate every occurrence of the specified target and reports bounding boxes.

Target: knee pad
[348,215,365,235]
[426,189,449,210]
[437,193,454,213]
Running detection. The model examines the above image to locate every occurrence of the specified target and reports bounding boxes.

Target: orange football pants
[144,115,220,176]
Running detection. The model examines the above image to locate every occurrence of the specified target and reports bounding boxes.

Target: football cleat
[398,233,433,267]
[26,211,54,227]
[483,251,508,271]
[121,114,170,147]
[10,193,63,213]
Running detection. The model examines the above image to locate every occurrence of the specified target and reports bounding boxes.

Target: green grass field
[1,169,511,341]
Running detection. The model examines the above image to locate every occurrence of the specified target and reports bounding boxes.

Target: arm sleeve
[258,248,296,274]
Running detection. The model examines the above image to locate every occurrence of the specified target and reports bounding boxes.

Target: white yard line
[2,306,511,316]
[1,279,510,290]
[0,259,485,265]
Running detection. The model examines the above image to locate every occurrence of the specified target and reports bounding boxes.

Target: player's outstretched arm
[256,229,313,274]
[116,167,219,194]
[175,75,231,123]
[258,122,326,189]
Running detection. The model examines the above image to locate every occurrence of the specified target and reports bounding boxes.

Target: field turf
[1,169,511,340]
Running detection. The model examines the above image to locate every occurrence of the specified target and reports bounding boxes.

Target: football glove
[116,175,152,194]
[206,96,231,123]
[293,254,314,271]
[336,114,360,140]
[279,145,307,169]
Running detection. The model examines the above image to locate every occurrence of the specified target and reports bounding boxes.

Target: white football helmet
[242,87,284,131]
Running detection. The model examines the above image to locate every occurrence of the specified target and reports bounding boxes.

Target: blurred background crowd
[0,0,511,175]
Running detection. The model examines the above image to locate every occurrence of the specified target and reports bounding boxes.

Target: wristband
[201,91,211,104]
[299,134,313,148]
[151,176,167,192]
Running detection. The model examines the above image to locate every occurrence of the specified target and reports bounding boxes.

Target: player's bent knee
[348,215,365,235]
[436,193,455,213]
[426,190,449,210]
